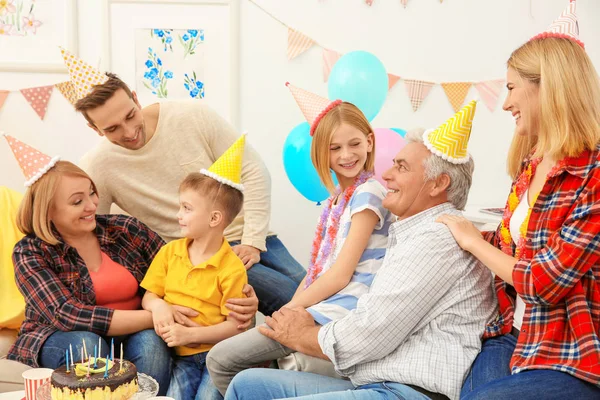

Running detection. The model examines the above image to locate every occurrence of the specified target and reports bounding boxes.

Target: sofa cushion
[0,359,30,393]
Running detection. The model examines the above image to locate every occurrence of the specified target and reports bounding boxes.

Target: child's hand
[150,301,175,338]
[160,324,192,347]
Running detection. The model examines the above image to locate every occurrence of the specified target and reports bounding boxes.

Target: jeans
[230,235,306,316]
[167,351,223,400]
[40,329,172,396]
[225,369,431,400]
[461,334,600,400]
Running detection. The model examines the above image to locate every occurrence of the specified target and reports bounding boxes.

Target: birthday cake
[50,357,138,400]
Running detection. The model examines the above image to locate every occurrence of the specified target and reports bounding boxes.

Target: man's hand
[232,244,261,270]
[225,284,259,329]
[172,305,202,327]
[160,324,193,347]
[258,306,316,352]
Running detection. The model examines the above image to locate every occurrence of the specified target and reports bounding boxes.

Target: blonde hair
[310,102,375,192]
[506,37,600,179]
[17,161,97,245]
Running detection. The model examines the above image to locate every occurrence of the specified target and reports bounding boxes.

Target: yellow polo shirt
[141,237,247,356]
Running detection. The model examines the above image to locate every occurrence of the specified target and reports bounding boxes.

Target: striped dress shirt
[318,203,497,399]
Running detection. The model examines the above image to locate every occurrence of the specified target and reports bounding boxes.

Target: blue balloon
[283,122,333,203]
[390,128,407,138]
[328,51,388,121]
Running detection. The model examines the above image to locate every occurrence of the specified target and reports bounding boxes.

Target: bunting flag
[322,49,342,82]
[55,81,79,106]
[475,79,504,112]
[20,85,54,120]
[404,80,434,112]
[401,0,408,8]
[288,28,315,60]
[0,90,8,111]
[388,74,401,91]
[441,82,472,112]
[366,0,374,5]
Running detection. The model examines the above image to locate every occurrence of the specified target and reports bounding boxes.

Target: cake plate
[36,372,159,400]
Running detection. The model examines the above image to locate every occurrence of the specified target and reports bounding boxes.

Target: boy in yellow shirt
[141,135,248,400]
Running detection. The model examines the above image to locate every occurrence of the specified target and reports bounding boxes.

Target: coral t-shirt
[89,252,141,310]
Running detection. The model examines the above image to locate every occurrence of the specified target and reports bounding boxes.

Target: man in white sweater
[77,72,306,317]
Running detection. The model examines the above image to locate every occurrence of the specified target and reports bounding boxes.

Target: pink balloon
[373,128,406,186]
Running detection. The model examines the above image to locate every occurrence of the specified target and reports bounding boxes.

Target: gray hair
[405,128,474,210]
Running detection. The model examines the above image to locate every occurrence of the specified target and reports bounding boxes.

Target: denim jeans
[229,235,306,316]
[167,351,223,400]
[39,329,172,396]
[461,334,600,400]
[225,369,430,400]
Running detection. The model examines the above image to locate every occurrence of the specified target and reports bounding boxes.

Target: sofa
[0,187,31,392]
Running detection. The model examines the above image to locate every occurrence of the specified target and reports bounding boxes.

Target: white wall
[1,0,599,266]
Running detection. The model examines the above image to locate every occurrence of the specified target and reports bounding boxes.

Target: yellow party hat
[423,100,477,164]
[200,134,246,191]
[60,47,109,102]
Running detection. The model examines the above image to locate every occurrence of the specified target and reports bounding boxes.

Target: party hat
[286,82,341,136]
[60,47,109,102]
[2,133,60,187]
[530,0,583,48]
[200,134,246,191]
[423,100,477,165]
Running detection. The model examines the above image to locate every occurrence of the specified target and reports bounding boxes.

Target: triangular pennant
[388,74,401,91]
[323,49,342,82]
[441,82,472,113]
[55,81,79,106]
[366,0,374,5]
[403,80,434,112]
[20,85,54,120]
[288,28,315,60]
[0,90,9,110]
[475,79,504,112]
[401,0,409,8]
[200,134,246,191]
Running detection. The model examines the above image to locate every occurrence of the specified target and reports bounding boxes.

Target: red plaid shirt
[483,147,600,386]
[7,214,164,367]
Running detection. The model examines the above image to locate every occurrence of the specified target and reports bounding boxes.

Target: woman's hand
[436,214,483,252]
[225,284,259,329]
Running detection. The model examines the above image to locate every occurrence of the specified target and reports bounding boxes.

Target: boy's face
[177,189,215,238]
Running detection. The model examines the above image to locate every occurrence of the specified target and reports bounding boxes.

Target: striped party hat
[530,0,583,48]
[423,100,477,165]
[286,82,342,136]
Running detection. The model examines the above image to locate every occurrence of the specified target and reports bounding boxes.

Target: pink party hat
[3,133,60,187]
[286,82,342,136]
[530,0,584,48]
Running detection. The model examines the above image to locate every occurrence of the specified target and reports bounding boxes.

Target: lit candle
[66,349,70,373]
[111,338,114,361]
[82,339,88,359]
[104,356,109,379]
[98,337,102,359]
[94,345,97,368]
[69,344,74,367]
[119,342,123,372]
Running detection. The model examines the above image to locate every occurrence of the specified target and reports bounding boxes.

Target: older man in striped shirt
[224,128,497,400]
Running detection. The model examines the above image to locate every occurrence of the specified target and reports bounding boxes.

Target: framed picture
[104,0,240,126]
[0,0,78,72]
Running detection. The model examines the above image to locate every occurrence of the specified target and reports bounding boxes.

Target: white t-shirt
[509,189,529,330]
[307,179,395,325]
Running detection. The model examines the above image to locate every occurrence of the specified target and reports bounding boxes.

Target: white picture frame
[103,0,240,126]
[0,0,78,72]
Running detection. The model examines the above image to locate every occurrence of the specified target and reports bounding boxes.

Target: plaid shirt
[7,214,164,367]
[483,147,600,386]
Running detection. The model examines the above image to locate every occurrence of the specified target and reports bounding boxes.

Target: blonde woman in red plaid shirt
[437,25,600,400]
